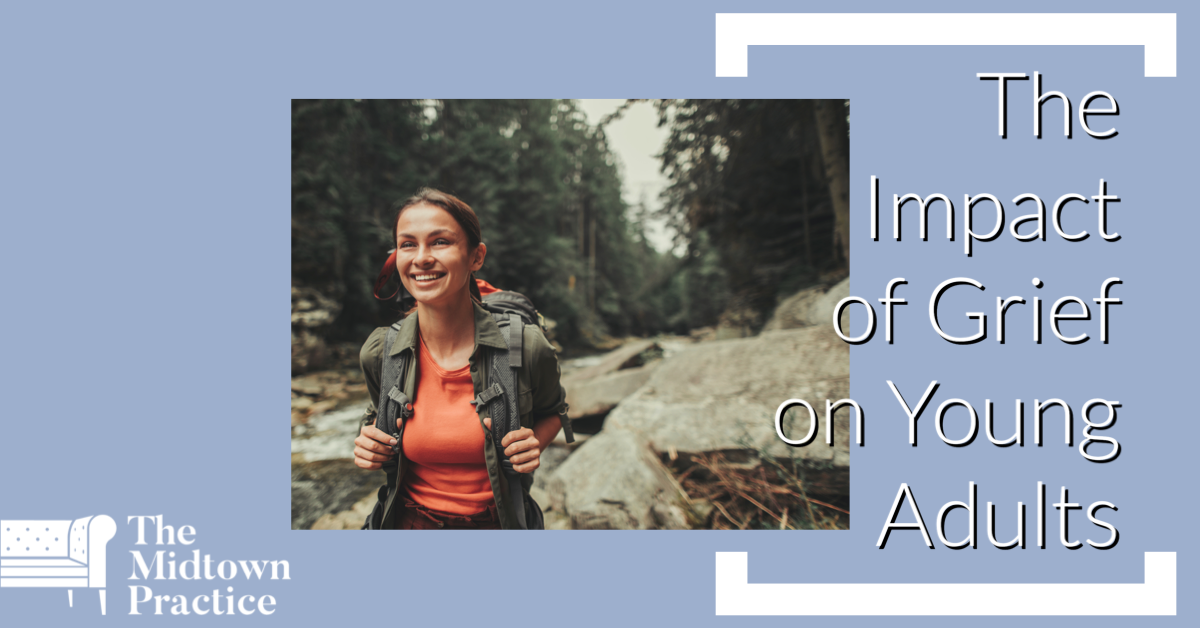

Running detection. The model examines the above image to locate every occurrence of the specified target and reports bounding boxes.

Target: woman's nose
[415,244,435,265]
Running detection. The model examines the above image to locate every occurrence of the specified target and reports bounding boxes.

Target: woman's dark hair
[393,188,485,303]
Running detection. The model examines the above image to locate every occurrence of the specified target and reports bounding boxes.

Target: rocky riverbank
[291,278,851,530]
[290,370,378,530]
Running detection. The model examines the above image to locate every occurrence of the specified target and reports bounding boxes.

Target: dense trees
[292,99,668,348]
[292,99,847,359]
[656,99,848,331]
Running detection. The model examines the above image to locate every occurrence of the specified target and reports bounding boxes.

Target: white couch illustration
[1,515,117,615]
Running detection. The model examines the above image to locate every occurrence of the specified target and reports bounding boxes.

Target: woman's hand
[483,418,542,473]
[501,427,542,473]
[353,424,398,470]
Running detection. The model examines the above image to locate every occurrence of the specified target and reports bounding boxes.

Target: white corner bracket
[714,551,1176,616]
[715,13,1177,78]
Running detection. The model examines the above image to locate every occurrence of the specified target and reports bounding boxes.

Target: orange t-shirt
[401,335,493,515]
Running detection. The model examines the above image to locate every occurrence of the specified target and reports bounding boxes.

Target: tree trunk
[813,100,850,263]
[589,217,597,312]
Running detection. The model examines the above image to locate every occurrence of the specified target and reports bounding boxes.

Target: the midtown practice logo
[127,515,290,616]
[1,514,291,617]
[0,515,117,615]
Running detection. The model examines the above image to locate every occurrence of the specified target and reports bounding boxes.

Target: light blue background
[0,0,1195,625]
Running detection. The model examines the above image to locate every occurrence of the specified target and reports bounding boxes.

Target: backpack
[363,286,571,530]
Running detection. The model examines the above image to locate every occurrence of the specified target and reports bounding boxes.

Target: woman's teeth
[413,274,444,282]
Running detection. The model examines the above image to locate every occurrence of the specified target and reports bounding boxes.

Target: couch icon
[1,515,117,615]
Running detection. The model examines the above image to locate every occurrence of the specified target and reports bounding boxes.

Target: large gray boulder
[763,277,850,333]
[544,429,692,530]
[604,325,850,496]
[562,338,661,420]
[562,338,658,383]
[564,364,658,419]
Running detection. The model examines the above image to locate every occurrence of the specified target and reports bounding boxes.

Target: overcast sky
[576,99,676,253]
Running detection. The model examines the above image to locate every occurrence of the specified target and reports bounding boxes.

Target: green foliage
[292,99,843,349]
[292,99,677,347]
[655,100,845,329]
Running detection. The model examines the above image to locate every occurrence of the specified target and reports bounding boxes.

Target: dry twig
[672,452,848,530]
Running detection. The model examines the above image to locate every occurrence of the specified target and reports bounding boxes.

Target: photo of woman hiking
[291,99,850,530]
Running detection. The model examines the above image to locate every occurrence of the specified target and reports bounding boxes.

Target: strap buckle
[388,387,414,419]
[470,383,504,408]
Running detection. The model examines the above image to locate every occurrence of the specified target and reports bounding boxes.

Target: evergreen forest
[292,99,848,370]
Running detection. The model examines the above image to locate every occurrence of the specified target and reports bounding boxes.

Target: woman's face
[394,203,485,309]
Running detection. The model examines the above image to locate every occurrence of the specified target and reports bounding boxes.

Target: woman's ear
[471,243,487,271]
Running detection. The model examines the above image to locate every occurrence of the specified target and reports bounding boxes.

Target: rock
[291,283,343,375]
[560,339,662,423]
[292,406,367,463]
[545,429,692,530]
[715,325,750,340]
[552,430,588,446]
[763,277,851,333]
[291,458,380,530]
[291,377,325,396]
[308,399,339,416]
[562,339,659,384]
[604,325,850,496]
[291,284,342,329]
[811,277,851,331]
[530,486,571,530]
[716,306,761,340]
[531,444,572,494]
[564,363,659,419]
[291,330,331,374]
[310,492,378,530]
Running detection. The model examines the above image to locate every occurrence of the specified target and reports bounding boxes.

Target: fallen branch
[673,452,848,530]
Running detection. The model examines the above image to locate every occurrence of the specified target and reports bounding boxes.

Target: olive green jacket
[359,301,570,529]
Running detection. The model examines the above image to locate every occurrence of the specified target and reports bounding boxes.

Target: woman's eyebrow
[397,228,455,239]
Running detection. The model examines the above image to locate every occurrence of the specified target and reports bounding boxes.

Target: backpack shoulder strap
[375,319,414,442]
[478,311,532,529]
[506,312,523,367]
[371,318,416,530]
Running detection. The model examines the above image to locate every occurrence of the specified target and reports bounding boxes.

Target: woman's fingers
[360,424,397,446]
[483,424,542,472]
[504,438,539,458]
[354,443,393,461]
[352,441,390,469]
[354,425,394,469]
[512,454,540,474]
[354,436,393,456]
[504,433,539,458]
[353,446,391,469]
[508,444,540,464]
[500,427,535,449]
[354,425,396,470]
[356,426,397,453]
[504,430,542,474]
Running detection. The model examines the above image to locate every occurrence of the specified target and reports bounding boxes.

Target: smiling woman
[353,189,569,530]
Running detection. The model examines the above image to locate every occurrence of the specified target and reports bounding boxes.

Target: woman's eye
[398,241,416,249]
[434,238,451,246]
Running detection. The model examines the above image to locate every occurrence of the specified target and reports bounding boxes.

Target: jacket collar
[388,301,507,356]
